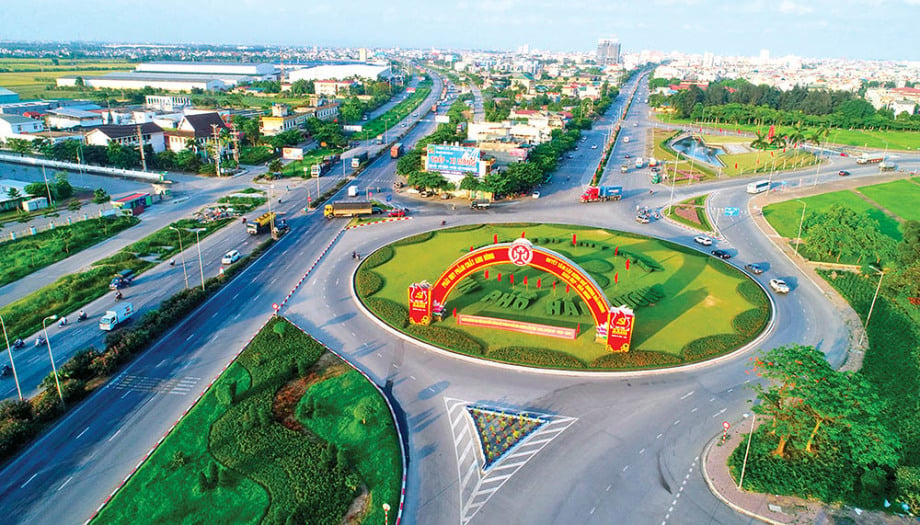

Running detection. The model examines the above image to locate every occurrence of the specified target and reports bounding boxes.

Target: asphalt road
[2,69,918,525]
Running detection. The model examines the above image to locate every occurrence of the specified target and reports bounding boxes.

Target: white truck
[99,303,135,331]
[347,186,359,198]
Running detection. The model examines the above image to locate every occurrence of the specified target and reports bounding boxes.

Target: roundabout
[356,223,771,371]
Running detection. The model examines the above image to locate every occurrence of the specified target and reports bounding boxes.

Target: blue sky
[1,0,918,60]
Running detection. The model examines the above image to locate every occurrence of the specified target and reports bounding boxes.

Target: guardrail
[0,153,166,182]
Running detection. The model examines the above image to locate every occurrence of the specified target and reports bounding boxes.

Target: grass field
[0,215,139,288]
[657,115,920,151]
[0,58,134,100]
[93,317,401,525]
[358,223,768,369]
[763,181,915,242]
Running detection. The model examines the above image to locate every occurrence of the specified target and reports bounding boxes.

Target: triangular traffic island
[466,406,547,471]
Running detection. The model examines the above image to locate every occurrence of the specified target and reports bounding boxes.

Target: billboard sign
[435,115,450,124]
[605,307,635,353]
[408,282,432,325]
[282,147,304,160]
[426,144,480,175]
[343,125,363,132]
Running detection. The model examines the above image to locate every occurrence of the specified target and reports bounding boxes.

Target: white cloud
[779,0,815,13]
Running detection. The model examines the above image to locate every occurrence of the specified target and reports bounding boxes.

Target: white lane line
[233,312,242,320]
[120,391,130,399]
[21,473,37,488]
[622,465,629,472]
[590,506,596,515]
[639,448,645,454]
[690,407,698,413]
[606,484,611,492]
[57,476,73,491]
[712,408,727,418]
[656,433,663,439]
[392,363,399,369]
[108,429,121,442]
[76,427,89,439]
[185,334,194,342]
[156,359,167,368]
[709,397,716,402]
[271,278,277,285]
[410,375,416,380]
[679,391,694,400]
[673,420,680,426]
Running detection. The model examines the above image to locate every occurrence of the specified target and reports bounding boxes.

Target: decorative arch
[408,239,625,346]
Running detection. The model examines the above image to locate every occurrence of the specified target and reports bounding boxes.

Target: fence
[0,153,166,182]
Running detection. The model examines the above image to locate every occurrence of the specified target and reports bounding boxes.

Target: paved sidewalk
[703,419,915,525]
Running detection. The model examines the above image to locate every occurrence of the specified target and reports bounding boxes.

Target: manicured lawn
[93,317,402,525]
[764,189,904,241]
[358,223,768,369]
[857,179,920,222]
[0,215,139,288]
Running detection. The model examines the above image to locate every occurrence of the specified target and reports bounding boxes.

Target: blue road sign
[386,194,393,202]
[724,207,740,216]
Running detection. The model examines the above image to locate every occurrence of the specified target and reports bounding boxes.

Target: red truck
[390,143,403,159]
[580,186,623,203]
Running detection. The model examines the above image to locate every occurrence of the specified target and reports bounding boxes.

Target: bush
[680,333,745,361]
[444,224,485,233]
[393,231,434,246]
[60,347,101,381]
[732,308,768,338]
[488,346,585,368]
[737,280,769,309]
[356,270,384,297]
[363,245,394,269]
[407,325,484,354]
[364,297,408,328]
[896,466,920,514]
[591,351,683,369]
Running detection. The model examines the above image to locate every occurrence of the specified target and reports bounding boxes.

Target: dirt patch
[272,352,349,433]
[341,486,370,525]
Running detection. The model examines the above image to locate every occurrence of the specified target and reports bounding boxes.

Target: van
[109,269,135,290]
[348,186,358,198]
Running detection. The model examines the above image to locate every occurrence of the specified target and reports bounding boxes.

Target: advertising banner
[605,307,635,353]
[408,283,432,325]
[343,125,364,132]
[435,115,450,123]
[426,144,481,174]
[456,314,577,340]
[282,147,304,160]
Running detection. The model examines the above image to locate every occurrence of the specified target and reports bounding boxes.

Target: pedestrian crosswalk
[112,375,200,395]
[445,397,576,525]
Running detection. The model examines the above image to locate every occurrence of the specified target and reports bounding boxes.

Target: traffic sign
[272,303,279,311]
[722,421,731,430]
[724,207,740,217]
[386,194,393,202]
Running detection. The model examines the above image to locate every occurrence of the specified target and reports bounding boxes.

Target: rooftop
[49,107,101,119]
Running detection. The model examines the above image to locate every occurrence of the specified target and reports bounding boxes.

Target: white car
[532,191,541,199]
[591,144,598,149]
[770,279,790,294]
[693,236,713,246]
[221,250,241,265]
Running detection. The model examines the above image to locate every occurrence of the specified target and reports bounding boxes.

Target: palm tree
[787,125,806,148]
[750,130,768,150]
[769,135,787,149]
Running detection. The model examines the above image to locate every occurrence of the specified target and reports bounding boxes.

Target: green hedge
[407,325,483,354]
[591,350,683,369]
[363,245,394,269]
[444,224,485,233]
[355,270,384,297]
[680,333,745,361]
[732,308,768,338]
[392,231,434,246]
[364,297,408,328]
[737,280,769,309]
[488,346,586,368]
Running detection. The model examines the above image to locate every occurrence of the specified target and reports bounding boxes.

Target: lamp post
[42,315,64,405]
[857,268,885,348]
[667,150,682,213]
[0,315,23,400]
[169,226,190,289]
[794,200,807,257]
[382,503,390,525]
[186,228,207,291]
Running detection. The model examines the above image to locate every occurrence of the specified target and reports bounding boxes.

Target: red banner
[606,307,635,353]
[408,283,431,325]
[457,314,577,340]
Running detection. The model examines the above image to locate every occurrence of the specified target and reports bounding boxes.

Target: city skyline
[1,0,919,61]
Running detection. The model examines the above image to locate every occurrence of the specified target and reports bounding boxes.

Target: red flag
[523,275,528,285]
[565,284,570,293]
[736,129,740,134]
[615,246,618,255]
[552,281,556,290]
[626,259,630,270]
[771,151,774,157]
[719,128,723,133]
[452,307,457,317]
[757,159,760,164]
[767,125,775,140]
[510,274,515,284]
[572,233,577,246]
[493,234,498,244]
[576,323,581,334]
[484,269,489,279]
[521,231,526,238]
[498,272,502,281]
[783,148,786,153]
[537,278,542,288]
[615,272,619,284]
[734,162,738,169]
[470,246,474,252]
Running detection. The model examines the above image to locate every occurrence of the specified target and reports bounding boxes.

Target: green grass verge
[857,179,920,222]
[360,81,433,139]
[664,194,713,231]
[276,148,343,178]
[0,215,139,288]
[357,223,768,369]
[93,317,402,525]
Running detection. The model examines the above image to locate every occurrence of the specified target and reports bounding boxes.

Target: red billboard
[605,307,635,353]
[407,282,431,325]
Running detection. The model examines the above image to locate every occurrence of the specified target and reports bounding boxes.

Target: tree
[749,130,769,150]
[92,188,109,204]
[268,159,283,177]
[5,187,21,200]
[54,173,73,200]
[459,174,480,193]
[7,138,32,156]
[396,150,422,175]
[24,182,50,199]
[272,321,286,339]
[407,170,448,191]
[353,398,375,424]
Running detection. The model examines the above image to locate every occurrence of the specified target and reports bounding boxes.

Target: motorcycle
[13,339,24,350]
[58,317,68,328]
[35,336,45,348]
[115,291,124,301]
[77,311,88,322]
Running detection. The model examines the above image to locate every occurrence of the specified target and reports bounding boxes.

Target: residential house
[0,114,45,140]
[46,108,104,129]
[314,79,358,97]
[260,104,307,136]
[84,123,166,153]
[164,112,229,154]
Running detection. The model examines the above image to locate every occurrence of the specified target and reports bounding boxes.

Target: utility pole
[136,124,147,172]
[211,123,222,177]
[230,122,240,163]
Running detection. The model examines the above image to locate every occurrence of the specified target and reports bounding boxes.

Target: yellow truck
[324,201,374,218]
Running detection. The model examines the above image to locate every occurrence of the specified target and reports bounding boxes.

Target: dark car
[711,249,732,259]
[0,365,11,378]
[624,154,631,159]
[745,263,764,274]
[838,170,850,176]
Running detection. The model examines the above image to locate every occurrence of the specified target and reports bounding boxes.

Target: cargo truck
[390,143,403,159]
[580,186,623,203]
[880,161,897,172]
[856,155,884,165]
[100,303,134,331]
[246,212,276,235]
[324,201,374,218]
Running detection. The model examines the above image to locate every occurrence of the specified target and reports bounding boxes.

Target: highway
[1,67,919,525]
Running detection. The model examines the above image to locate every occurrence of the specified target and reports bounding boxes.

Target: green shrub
[591,351,683,369]
[732,308,768,338]
[356,270,384,297]
[896,466,920,514]
[363,245,394,269]
[365,297,408,328]
[579,259,613,273]
[680,333,745,361]
[737,280,769,308]
[488,346,586,368]
[393,231,434,246]
[445,224,484,232]
[407,324,484,354]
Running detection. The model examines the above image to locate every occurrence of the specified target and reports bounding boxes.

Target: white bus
[746,180,771,194]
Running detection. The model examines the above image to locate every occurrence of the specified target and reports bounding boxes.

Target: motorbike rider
[78,310,87,320]
[58,316,67,327]
[13,338,23,348]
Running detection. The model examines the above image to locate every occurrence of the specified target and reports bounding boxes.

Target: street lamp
[185,228,207,291]
[168,226,190,289]
[42,315,64,405]
[857,268,885,348]
[382,503,390,525]
[794,200,807,257]
[0,314,23,400]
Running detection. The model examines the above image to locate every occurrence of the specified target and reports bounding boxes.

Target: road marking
[590,506,596,515]
[232,292,240,300]
[271,278,277,285]
[606,484,611,492]
[410,375,416,380]
[185,334,194,342]
[156,359,167,368]
[57,476,73,491]
[392,363,399,369]
[233,312,241,320]
[639,448,645,454]
[690,407,698,413]
[727,388,733,393]
[679,391,694,400]
[120,391,130,399]
[712,408,727,418]
[21,473,37,488]
[76,427,89,439]
[656,433,663,439]
[622,465,629,472]
[673,420,680,425]
[709,397,716,402]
